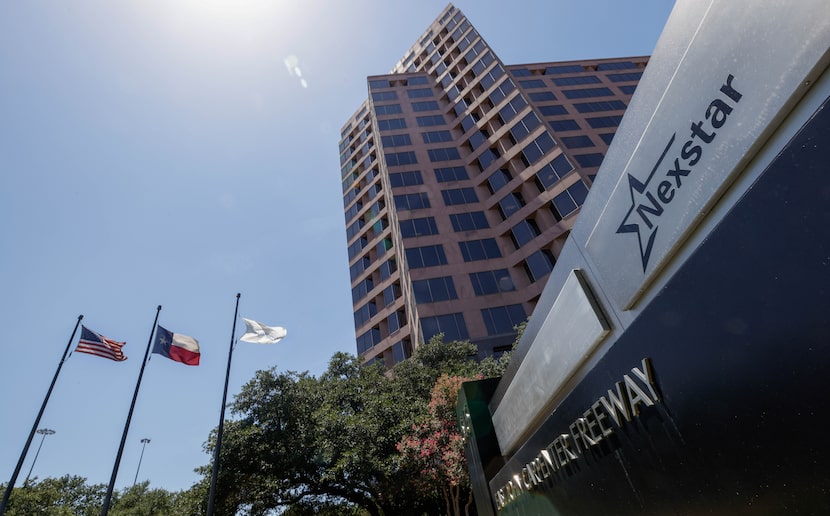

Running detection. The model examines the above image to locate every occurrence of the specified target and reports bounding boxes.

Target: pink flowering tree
[397,374,476,516]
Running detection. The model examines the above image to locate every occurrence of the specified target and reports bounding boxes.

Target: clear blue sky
[0,0,675,493]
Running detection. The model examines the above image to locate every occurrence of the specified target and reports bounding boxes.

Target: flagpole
[207,293,241,516]
[100,306,161,516]
[0,315,83,516]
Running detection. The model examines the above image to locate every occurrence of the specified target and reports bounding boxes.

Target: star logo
[616,134,676,273]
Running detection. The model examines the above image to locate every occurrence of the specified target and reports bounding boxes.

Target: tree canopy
[0,477,194,516]
[203,334,514,515]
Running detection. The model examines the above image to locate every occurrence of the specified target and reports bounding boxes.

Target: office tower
[338,4,646,366]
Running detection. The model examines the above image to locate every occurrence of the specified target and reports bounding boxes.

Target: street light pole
[24,429,55,484]
[132,438,151,487]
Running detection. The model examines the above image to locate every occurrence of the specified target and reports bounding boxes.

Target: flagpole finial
[236,293,241,299]
[157,305,162,311]
[78,314,84,321]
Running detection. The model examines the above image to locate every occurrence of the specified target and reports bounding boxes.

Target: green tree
[200,336,514,515]
[1,475,105,516]
[109,481,180,516]
[1,476,192,516]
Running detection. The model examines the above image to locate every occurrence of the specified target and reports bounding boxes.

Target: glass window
[349,256,371,281]
[399,216,439,238]
[522,133,556,164]
[394,192,430,210]
[468,129,489,150]
[573,100,627,113]
[391,340,411,364]
[523,250,556,282]
[489,79,516,106]
[509,112,541,144]
[353,301,377,328]
[460,114,477,133]
[416,114,446,127]
[343,186,359,207]
[550,180,589,221]
[544,64,585,75]
[428,147,461,162]
[473,145,497,169]
[479,65,505,89]
[539,104,568,116]
[619,84,637,94]
[587,115,623,129]
[376,237,392,258]
[599,133,615,145]
[519,79,545,89]
[351,277,374,304]
[347,236,368,259]
[420,313,469,342]
[345,218,365,240]
[407,76,430,85]
[356,327,381,354]
[510,68,532,77]
[413,276,458,303]
[422,130,453,144]
[575,153,604,167]
[562,135,594,148]
[487,169,512,193]
[344,201,362,223]
[597,61,637,71]
[497,191,525,220]
[380,258,397,280]
[407,88,434,98]
[388,311,406,334]
[470,269,515,296]
[464,40,486,63]
[372,91,398,101]
[385,151,418,166]
[405,244,448,268]
[383,283,401,307]
[453,99,469,118]
[498,95,527,124]
[434,166,469,182]
[510,218,541,248]
[481,304,527,335]
[369,79,389,90]
[552,75,601,86]
[377,118,407,131]
[449,211,489,232]
[389,170,423,187]
[412,100,440,111]
[563,87,613,99]
[381,134,412,147]
[528,91,556,102]
[441,187,478,205]
[459,238,502,261]
[549,119,580,131]
[607,72,643,82]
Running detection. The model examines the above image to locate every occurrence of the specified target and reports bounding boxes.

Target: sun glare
[177,0,284,26]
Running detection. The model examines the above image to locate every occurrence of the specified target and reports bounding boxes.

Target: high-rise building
[338,4,647,366]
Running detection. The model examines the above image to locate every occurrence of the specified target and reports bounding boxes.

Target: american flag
[75,326,127,361]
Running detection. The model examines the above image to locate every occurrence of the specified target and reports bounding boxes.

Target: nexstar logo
[617,74,743,272]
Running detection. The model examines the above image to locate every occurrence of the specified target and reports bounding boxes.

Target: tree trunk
[443,485,451,516]
[464,487,473,516]
[364,501,383,516]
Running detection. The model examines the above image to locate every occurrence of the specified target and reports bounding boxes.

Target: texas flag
[152,325,200,366]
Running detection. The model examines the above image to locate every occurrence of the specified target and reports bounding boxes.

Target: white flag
[239,318,287,345]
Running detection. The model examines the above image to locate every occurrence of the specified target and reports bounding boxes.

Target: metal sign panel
[585,0,830,309]
[492,270,610,455]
